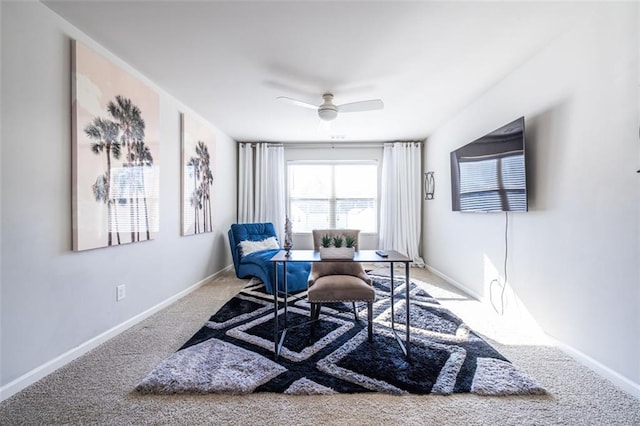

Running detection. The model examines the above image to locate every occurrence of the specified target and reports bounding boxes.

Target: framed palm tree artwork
[180,113,216,236]
[71,40,160,251]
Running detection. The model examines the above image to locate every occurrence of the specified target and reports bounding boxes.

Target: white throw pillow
[239,237,280,256]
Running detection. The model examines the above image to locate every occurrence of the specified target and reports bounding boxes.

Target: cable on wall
[489,211,509,315]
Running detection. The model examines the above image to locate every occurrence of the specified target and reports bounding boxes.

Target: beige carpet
[1,267,638,425]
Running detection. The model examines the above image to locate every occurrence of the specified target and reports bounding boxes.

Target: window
[288,162,377,233]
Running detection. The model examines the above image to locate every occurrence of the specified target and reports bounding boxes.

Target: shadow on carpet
[135,275,546,395]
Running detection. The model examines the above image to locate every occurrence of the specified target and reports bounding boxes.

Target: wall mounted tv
[450,116,527,212]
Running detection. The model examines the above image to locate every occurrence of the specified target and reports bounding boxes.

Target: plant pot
[319,247,355,260]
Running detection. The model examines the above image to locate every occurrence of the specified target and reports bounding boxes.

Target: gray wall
[423,2,639,394]
[1,2,237,397]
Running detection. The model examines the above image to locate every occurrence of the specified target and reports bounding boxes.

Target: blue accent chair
[228,222,311,295]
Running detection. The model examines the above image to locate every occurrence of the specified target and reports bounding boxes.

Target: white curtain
[379,142,425,267]
[238,143,254,224]
[238,143,286,242]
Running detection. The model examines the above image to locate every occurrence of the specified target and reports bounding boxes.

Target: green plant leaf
[321,234,333,248]
[345,235,357,248]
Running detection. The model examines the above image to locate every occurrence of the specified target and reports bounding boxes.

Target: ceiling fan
[277,93,384,121]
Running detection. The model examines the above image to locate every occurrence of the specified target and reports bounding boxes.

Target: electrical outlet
[116,284,126,301]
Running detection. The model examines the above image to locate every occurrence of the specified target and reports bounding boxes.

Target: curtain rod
[238,141,424,149]
[286,141,424,148]
[283,142,385,149]
[238,142,283,148]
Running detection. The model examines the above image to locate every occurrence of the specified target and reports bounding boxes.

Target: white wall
[424,3,639,395]
[0,2,237,398]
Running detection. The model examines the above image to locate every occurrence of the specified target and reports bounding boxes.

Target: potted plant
[344,235,357,249]
[319,234,356,260]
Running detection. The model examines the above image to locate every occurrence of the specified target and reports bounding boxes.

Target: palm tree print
[87,95,154,245]
[187,141,214,234]
[85,116,121,246]
[107,95,149,242]
[187,156,201,233]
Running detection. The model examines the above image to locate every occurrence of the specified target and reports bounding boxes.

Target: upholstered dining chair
[308,229,375,342]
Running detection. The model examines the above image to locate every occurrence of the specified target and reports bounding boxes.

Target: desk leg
[389,261,409,358]
[405,261,411,357]
[273,261,279,359]
[273,260,289,360]
[390,262,395,333]
[283,261,288,329]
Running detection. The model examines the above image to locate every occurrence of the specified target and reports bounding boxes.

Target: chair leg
[367,301,373,342]
[310,303,321,341]
[352,302,358,322]
[312,303,321,321]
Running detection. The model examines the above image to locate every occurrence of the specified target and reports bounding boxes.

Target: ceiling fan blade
[276,96,318,110]
[337,99,384,113]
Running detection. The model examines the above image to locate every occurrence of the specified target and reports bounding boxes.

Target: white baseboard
[546,334,640,400]
[426,263,640,400]
[0,265,233,403]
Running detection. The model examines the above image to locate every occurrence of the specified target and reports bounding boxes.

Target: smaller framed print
[181,113,216,236]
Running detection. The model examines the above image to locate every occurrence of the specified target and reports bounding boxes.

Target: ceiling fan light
[318,107,338,121]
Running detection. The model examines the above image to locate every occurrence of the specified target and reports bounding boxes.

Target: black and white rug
[136,275,546,396]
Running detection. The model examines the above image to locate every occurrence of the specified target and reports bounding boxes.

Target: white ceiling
[44,1,586,143]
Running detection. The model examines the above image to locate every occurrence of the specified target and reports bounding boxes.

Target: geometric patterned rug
[135,275,546,396]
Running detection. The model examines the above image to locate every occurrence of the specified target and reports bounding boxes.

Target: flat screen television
[450,117,527,212]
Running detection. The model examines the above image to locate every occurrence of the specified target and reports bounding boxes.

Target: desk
[269,249,412,359]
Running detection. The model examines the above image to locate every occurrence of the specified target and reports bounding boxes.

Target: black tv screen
[450,117,527,212]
